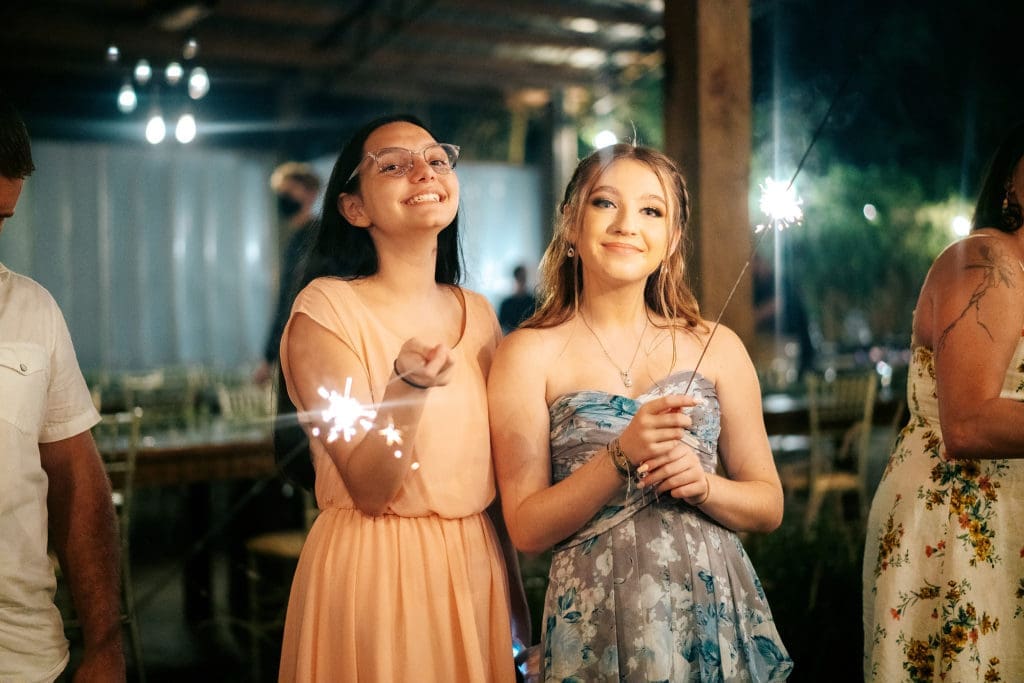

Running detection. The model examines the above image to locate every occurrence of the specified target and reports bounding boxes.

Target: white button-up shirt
[0,262,100,682]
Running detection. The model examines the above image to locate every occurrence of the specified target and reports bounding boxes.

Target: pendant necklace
[580,312,649,388]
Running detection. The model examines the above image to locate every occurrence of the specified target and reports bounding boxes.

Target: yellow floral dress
[863,343,1024,682]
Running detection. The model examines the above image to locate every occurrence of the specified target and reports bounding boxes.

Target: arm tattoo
[937,243,1017,351]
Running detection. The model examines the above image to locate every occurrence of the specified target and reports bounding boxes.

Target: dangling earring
[1002,183,1023,230]
[567,245,575,258]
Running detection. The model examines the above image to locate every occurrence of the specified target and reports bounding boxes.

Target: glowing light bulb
[187,67,209,99]
[145,114,166,144]
[183,37,199,60]
[165,61,184,86]
[952,215,971,237]
[134,59,152,85]
[117,83,137,113]
[593,129,618,149]
[175,113,196,144]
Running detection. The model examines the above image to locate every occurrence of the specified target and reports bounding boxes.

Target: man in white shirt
[0,94,125,681]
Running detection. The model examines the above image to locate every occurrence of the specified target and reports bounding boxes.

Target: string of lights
[105,38,210,145]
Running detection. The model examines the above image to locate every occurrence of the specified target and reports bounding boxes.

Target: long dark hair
[972,122,1024,234]
[275,114,464,491]
[296,113,464,290]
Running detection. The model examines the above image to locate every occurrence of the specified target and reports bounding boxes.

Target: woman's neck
[369,233,443,295]
[578,284,649,329]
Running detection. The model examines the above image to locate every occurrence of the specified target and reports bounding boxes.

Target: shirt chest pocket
[0,343,49,435]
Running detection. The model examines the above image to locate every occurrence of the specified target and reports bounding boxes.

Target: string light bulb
[182,37,199,60]
[187,67,209,99]
[117,81,138,113]
[175,113,196,144]
[145,112,166,144]
[165,62,184,86]
[134,59,152,85]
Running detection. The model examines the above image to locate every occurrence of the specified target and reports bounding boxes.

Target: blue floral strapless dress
[541,371,793,682]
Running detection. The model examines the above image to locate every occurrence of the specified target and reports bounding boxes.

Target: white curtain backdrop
[3,142,277,372]
[1,141,543,374]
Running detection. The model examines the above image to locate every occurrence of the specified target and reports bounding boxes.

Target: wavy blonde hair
[524,143,705,332]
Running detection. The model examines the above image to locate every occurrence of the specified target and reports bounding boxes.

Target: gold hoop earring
[567,246,575,258]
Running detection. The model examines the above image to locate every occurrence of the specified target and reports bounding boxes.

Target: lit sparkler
[308,385,421,470]
[755,177,803,232]
[682,177,804,395]
[314,378,378,443]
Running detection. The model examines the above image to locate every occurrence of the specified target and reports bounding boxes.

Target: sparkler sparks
[316,378,378,443]
[755,177,804,232]
[310,382,420,470]
[378,416,408,460]
[378,417,403,447]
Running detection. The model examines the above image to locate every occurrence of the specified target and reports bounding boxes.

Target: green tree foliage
[771,163,957,346]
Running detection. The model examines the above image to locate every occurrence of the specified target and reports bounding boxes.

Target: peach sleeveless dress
[278,278,516,683]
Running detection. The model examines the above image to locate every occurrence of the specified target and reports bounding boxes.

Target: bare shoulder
[495,324,562,365]
[460,286,496,314]
[929,231,1024,288]
[488,328,559,430]
[701,323,750,364]
[690,322,756,386]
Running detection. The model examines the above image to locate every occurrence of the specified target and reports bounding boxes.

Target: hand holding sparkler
[616,394,695,467]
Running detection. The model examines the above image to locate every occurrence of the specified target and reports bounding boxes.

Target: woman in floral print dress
[489,144,793,681]
[863,124,1024,681]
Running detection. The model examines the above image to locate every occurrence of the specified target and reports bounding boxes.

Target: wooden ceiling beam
[433,0,661,27]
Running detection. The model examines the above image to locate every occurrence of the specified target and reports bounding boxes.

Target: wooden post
[663,0,753,345]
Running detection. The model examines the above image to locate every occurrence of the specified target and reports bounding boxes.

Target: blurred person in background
[498,263,537,334]
[252,161,321,385]
[0,94,125,681]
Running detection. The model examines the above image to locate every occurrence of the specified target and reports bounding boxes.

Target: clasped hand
[618,394,709,503]
[394,338,455,389]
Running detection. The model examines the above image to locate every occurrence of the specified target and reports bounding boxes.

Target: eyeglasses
[346,143,460,183]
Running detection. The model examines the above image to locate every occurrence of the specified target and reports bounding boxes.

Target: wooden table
[134,424,276,487]
[100,420,284,622]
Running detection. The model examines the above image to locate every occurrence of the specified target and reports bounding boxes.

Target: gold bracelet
[607,438,634,479]
[692,471,711,506]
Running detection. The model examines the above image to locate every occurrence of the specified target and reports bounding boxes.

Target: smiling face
[339,121,459,236]
[575,157,676,287]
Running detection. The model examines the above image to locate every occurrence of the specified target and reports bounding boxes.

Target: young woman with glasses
[276,114,529,682]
